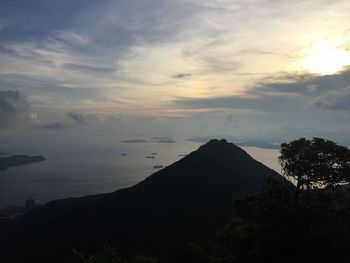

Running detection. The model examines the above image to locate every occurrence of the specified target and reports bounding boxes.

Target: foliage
[71,245,159,263]
[279,137,350,201]
[188,176,350,263]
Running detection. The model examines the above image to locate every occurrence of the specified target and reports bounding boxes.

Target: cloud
[236,141,280,149]
[173,95,274,112]
[171,67,350,144]
[38,122,70,130]
[0,90,31,128]
[172,73,192,79]
[150,136,176,143]
[63,63,115,74]
[67,112,88,125]
[1,0,350,144]
[243,68,350,113]
[173,68,350,115]
[315,86,350,111]
[201,56,241,73]
[0,73,103,110]
[257,68,350,96]
[0,0,100,41]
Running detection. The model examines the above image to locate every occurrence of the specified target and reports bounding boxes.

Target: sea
[0,139,281,209]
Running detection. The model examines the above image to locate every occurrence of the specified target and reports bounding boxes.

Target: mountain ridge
[0,139,287,263]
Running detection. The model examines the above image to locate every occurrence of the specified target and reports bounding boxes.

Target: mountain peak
[207,138,228,144]
[200,138,241,149]
[198,138,240,151]
[201,138,230,146]
[192,138,251,161]
[0,138,285,263]
[140,138,272,189]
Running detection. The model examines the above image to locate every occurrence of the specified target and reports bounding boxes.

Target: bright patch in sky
[300,37,350,75]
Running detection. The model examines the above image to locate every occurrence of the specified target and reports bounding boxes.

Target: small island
[0,155,46,171]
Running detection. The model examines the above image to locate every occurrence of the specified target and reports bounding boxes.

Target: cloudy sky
[1,0,350,144]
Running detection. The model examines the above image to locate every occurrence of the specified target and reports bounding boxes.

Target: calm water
[0,140,281,209]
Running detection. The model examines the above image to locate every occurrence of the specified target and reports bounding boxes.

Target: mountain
[188,136,280,149]
[0,139,286,263]
[0,155,46,171]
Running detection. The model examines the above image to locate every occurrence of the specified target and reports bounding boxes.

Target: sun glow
[300,37,350,75]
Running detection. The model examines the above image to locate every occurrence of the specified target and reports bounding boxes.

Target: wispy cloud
[63,64,115,74]
[172,73,192,79]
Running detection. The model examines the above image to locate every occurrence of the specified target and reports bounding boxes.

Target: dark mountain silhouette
[0,155,45,171]
[0,139,287,262]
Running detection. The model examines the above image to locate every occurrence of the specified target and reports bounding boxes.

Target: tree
[214,177,350,263]
[71,245,159,263]
[279,137,350,202]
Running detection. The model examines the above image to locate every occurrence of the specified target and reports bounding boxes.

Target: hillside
[0,139,287,263]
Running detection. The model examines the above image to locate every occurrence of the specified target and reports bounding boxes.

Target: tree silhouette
[279,137,350,202]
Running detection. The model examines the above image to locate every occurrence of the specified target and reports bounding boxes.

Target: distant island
[0,155,46,171]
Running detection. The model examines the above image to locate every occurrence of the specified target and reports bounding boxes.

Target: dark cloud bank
[173,68,350,116]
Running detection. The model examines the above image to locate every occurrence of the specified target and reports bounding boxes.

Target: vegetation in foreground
[185,137,350,263]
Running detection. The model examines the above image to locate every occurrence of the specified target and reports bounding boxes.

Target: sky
[1,0,350,145]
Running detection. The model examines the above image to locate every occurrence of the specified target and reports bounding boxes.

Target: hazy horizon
[0,138,280,209]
